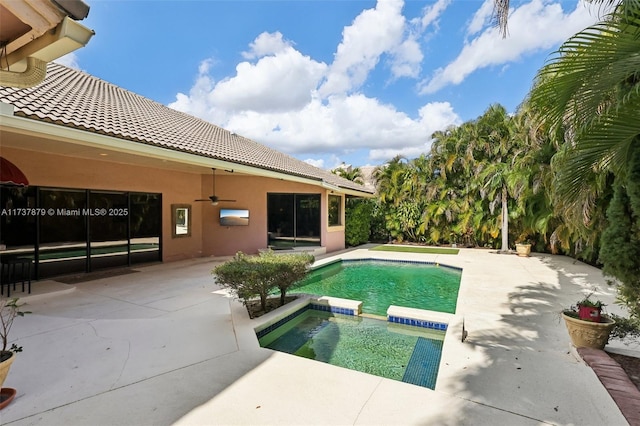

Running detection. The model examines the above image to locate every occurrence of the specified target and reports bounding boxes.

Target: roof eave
[0,111,373,196]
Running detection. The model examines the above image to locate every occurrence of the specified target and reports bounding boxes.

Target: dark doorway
[267,193,320,249]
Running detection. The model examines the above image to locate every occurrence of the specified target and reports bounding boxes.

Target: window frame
[327,193,343,227]
[171,204,192,238]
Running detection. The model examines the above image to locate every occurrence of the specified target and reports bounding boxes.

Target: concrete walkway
[1,248,637,425]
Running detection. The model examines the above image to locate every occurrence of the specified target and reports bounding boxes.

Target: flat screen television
[220,208,249,226]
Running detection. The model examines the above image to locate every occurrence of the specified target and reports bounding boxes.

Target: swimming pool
[258,307,444,389]
[292,260,461,316]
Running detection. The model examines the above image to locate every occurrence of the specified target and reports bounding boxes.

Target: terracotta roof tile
[0,63,371,194]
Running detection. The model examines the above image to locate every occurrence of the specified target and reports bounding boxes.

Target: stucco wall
[202,175,345,256]
[2,147,345,261]
[2,147,204,262]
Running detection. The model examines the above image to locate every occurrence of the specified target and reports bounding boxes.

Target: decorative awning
[0,156,29,186]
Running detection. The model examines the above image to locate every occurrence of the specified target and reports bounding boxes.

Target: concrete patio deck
[1,247,637,425]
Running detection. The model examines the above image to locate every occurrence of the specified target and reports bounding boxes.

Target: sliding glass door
[39,188,88,277]
[267,193,320,248]
[0,185,161,280]
[89,191,129,270]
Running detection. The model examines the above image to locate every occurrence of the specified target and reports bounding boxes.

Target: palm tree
[492,0,638,38]
[527,6,640,203]
[373,156,409,205]
[523,0,640,327]
[472,104,532,252]
[332,164,365,184]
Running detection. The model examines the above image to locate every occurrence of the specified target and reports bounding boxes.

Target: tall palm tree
[523,0,640,322]
[473,104,531,252]
[522,2,639,262]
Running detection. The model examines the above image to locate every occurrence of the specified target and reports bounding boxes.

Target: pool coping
[253,295,455,338]
[310,256,464,273]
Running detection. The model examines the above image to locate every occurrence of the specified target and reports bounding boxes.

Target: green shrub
[599,183,640,320]
[212,250,314,311]
[345,199,373,246]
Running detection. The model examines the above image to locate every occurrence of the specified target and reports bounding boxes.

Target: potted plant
[515,238,532,257]
[0,298,30,409]
[561,295,615,349]
[576,297,605,322]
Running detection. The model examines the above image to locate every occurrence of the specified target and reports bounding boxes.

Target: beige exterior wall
[324,191,346,253]
[2,146,345,261]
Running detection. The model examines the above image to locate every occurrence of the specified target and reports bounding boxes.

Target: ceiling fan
[195,168,236,205]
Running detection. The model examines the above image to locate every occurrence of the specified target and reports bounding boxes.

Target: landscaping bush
[345,198,373,246]
[212,250,314,311]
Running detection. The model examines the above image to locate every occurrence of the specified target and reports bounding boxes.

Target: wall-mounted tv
[220,209,249,226]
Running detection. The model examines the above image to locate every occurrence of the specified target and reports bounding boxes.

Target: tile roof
[0,63,373,194]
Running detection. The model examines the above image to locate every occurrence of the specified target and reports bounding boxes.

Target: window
[328,194,342,226]
[172,204,191,238]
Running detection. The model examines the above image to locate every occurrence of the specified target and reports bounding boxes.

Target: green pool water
[293,260,461,316]
[259,309,444,389]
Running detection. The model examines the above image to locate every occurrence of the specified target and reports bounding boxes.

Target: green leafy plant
[1,298,31,362]
[577,298,605,309]
[609,313,640,341]
[345,198,373,247]
[562,293,606,318]
[212,250,314,312]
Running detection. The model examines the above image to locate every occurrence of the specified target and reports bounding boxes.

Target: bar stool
[0,258,32,297]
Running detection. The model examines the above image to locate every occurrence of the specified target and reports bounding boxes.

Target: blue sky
[59,0,605,170]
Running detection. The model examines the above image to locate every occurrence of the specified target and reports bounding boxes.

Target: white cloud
[388,37,423,79]
[319,0,407,96]
[304,158,325,168]
[387,0,450,80]
[169,0,462,167]
[242,31,292,59]
[221,95,460,158]
[416,0,451,31]
[369,144,431,162]
[169,60,221,121]
[419,0,603,95]
[54,52,81,70]
[210,49,326,113]
[467,0,495,36]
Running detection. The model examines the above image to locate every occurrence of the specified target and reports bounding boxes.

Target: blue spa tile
[402,337,444,389]
[386,316,449,331]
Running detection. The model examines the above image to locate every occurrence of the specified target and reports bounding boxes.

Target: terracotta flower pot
[562,313,615,349]
[0,351,15,389]
[515,243,531,257]
[0,388,16,410]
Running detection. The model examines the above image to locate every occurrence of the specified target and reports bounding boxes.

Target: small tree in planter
[1,298,30,407]
[1,298,29,360]
[259,251,314,306]
[212,251,314,314]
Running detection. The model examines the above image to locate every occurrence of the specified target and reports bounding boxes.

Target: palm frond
[529,5,640,204]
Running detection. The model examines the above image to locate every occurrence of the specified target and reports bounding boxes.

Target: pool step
[387,305,453,331]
